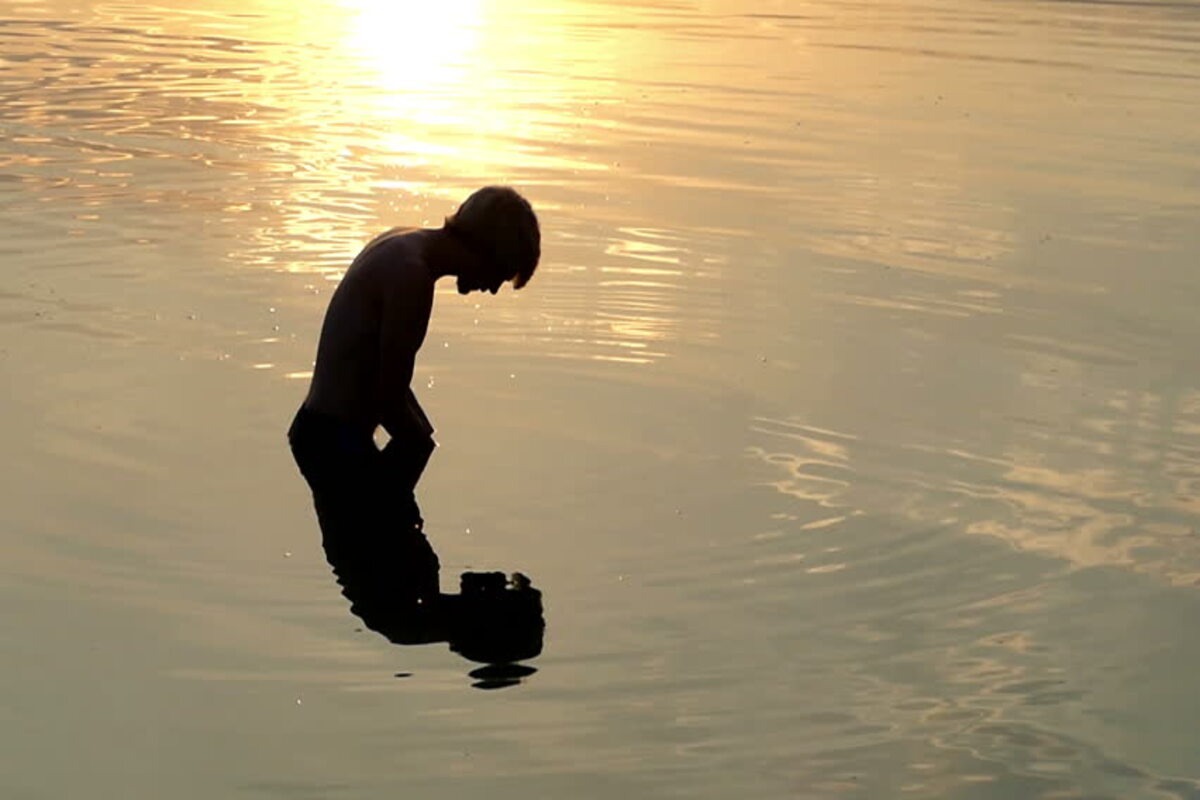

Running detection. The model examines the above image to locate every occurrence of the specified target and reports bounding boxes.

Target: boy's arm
[381,389,436,493]
[377,266,434,444]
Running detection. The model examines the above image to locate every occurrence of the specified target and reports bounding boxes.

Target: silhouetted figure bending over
[288,187,544,670]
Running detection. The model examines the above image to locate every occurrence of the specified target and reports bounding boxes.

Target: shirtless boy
[288,186,540,587]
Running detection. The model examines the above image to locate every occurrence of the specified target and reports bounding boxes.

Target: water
[3,0,1200,796]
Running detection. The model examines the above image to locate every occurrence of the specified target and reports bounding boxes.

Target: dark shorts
[288,405,423,547]
[289,404,440,601]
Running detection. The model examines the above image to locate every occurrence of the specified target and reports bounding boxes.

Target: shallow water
[3,0,1200,796]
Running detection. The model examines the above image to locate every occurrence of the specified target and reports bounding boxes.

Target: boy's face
[457,274,502,295]
[457,251,509,295]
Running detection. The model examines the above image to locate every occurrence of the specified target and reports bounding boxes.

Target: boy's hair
[445,186,541,289]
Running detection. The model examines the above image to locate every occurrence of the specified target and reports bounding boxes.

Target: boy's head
[445,186,541,292]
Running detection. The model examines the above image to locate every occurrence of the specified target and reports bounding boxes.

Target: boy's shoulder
[346,229,429,285]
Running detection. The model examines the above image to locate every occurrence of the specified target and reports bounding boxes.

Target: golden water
[3,0,1200,796]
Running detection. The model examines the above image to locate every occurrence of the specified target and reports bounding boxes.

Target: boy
[289,187,540,597]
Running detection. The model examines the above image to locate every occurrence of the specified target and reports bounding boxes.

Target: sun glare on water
[339,0,484,112]
[329,0,546,188]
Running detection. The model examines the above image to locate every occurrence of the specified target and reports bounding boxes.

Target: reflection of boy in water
[288,187,541,598]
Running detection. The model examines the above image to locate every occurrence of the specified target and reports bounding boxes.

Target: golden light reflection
[324,0,604,188]
[751,405,1200,588]
[961,448,1200,587]
[748,418,861,512]
[340,0,483,127]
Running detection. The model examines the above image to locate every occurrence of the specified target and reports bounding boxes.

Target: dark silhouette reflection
[288,405,545,686]
[468,663,539,691]
[329,540,546,676]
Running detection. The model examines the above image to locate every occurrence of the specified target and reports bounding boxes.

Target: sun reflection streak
[340,0,484,118]
[331,0,571,186]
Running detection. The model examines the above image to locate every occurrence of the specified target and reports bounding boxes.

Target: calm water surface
[3,0,1200,797]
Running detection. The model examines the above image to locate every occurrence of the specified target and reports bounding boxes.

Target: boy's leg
[289,406,439,596]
